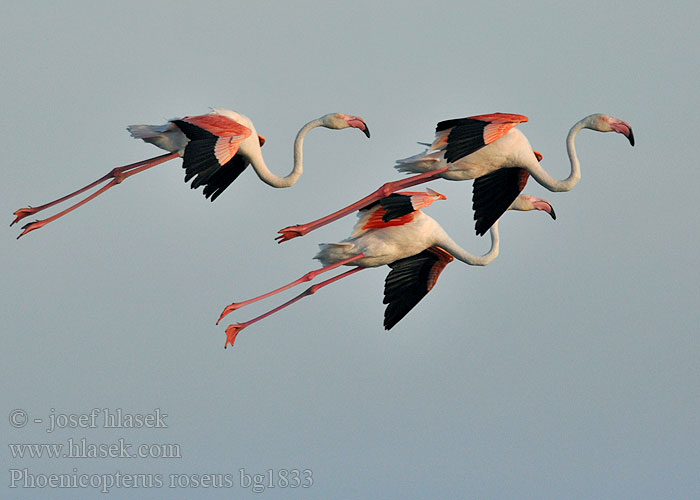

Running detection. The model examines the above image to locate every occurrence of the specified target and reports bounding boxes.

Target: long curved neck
[525,117,588,192]
[250,118,324,188]
[436,222,500,266]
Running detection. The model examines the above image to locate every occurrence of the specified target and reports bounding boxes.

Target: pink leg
[223,267,365,348]
[217,253,366,325]
[275,168,448,243]
[13,152,178,238]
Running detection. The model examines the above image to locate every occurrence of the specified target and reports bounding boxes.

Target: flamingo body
[395,113,633,234]
[220,190,555,348]
[397,125,536,180]
[395,113,532,180]
[12,109,369,237]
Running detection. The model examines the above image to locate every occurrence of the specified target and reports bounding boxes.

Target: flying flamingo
[11,109,370,238]
[275,112,633,242]
[219,189,555,348]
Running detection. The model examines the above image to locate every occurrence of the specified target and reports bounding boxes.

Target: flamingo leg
[217,253,366,324]
[13,152,178,238]
[275,168,449,243]
[223,267,365,348]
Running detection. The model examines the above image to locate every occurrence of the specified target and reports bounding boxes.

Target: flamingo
[219,189,555,348]
[11,109,370,238]
[275,112,633,242]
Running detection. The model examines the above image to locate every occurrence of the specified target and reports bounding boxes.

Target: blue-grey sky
[3,1,698,499]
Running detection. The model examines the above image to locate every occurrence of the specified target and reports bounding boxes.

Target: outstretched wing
[471,149,542,235]
[472,167,530,235]
[351,190,445,237]
[198,155,251,201]
[171,113,254,201]
[435,112,528,164]
[383,247,454,330]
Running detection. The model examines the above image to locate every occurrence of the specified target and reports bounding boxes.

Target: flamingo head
[510,194,556,220]
[586,114,635,146]
[322,113,371,138]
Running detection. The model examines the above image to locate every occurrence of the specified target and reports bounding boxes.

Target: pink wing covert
[181,113,253,166]
[468,112,529,145]
[354,189,446,234]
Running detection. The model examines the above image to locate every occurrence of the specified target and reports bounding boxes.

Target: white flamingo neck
[436,222,500,266]
[525,117,588,192]
[250,118,324,188]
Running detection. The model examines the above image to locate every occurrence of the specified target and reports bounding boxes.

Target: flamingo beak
[530,197,556,220]
[609,118,635,146]
[344,115,371,138]
[426,188,447,201]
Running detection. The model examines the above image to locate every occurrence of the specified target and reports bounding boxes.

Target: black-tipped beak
[610,118,634,147]
[343,115,370,138]
[530,198,556,219]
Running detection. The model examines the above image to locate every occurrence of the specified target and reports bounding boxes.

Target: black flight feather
[172,119,248,201]
[472,167,527,236]
[383,249,445,330]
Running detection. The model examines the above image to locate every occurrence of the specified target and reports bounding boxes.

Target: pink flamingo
[219,189,555,348]
[275,112,633,242]
[12,109,369,238]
